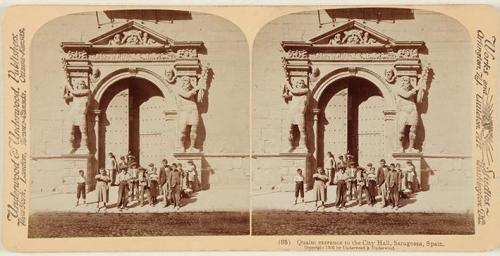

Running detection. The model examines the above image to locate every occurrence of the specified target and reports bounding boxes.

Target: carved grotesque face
[294,79,306,89]
[181,77,193,91]
[400,76,411,90]
[385,69,394,80]
[92,68,100,79]
[127,35,140,45]
[165,69,175,80]
[77,80,87,90]
[113,34,121,42]
[333,33,341,42]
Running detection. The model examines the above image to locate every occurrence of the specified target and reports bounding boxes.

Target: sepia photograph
[28,9,250,237]
[251,8,475,235]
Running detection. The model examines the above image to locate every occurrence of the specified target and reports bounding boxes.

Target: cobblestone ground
[252,211,474,235]
[29,212,250,237]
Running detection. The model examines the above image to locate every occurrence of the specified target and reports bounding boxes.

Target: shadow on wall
[421,158,434,191]
[415,67,435,152]
[195,66,215,152]
[201,158,215,190]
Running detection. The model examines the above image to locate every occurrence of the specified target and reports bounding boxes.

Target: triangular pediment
[89,21,174,46]
[309,20,395,46]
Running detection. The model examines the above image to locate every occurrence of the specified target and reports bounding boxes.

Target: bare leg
[288,124,295,152]
[80,121,88,153]
[70,125,77,153]
[188,124,199,152]
[398,124,406,152]
[408,125,417,152]
[298,124,306,152]
[179,125,188,152]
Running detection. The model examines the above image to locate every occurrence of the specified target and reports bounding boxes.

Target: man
[137,167,149,207]
[126,151,136,168]
[168,163,183,210]
[355,167,368,206]
[326,152,336,185]
[128,162,139,201]
[346,163,357,201]
[107,152,118,186]
[185,160,198,192]
[158,159,171,207]
[118,156,128,174]
[405,160,419,193]
[334,167,348,210]
[336,155,346,171]
[116,167,131,210]
[387,163,402,210]
[376,159,389,207]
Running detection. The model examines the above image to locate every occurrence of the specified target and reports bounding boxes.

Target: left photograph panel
[28,9,250,237]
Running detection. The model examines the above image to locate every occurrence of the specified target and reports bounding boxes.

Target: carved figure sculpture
[396,76,421,153]
[64,80,90,153]
[283,78,310,152]
[172,67,209,152]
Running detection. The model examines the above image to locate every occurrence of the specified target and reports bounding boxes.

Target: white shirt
[76,175,86,184]
[293,174,304,182]
[117,171,131,183]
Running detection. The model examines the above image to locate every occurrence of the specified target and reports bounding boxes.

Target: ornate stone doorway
[60,21,209,188]
[280,20,430,188]
[98,77,175,168]
[318,76,385,167]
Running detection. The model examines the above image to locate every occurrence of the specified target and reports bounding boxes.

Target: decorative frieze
[88,52,176,62]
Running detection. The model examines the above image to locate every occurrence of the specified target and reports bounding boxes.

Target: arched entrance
[60,21,208,189]
[96,76,176,168]
[317,76,385,167]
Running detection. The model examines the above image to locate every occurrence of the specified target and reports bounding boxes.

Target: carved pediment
[309,21,393,46]
[89,21,173,46]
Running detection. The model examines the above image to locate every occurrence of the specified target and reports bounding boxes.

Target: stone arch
[312,67,396,111]
[91,67,175,111]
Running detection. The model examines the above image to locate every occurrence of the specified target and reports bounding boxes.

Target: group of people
[75,152,200,211]
[294,152,420,211]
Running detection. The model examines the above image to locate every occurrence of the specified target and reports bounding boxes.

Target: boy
[346,163,357,201]
[355,167,368,206]
[334,167,348,210]
[76,170,86,206]
[293,169,305,204]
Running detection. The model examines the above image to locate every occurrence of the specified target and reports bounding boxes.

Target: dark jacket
[158,166,169,186]
[168,169,182,188]
[376,165,387,186]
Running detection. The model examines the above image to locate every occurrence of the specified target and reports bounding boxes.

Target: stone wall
[30,11,250,194]
[252,9,473,193]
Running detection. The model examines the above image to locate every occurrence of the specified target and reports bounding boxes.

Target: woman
[148,165,159,205]
[312,167,329,210]
[95,168,111,210]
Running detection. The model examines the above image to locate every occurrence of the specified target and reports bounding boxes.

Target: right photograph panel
[252,8,474,235]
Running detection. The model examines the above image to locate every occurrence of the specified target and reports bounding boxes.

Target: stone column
[312,108,320,163]
[93,110,101,164]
